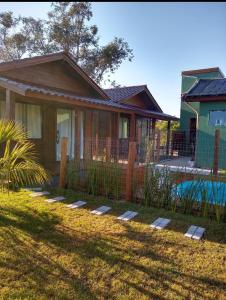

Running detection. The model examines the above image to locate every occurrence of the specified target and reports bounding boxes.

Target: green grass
[0,189,226,300]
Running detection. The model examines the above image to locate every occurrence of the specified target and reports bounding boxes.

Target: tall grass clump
[67,159,122,200]
[139,165,226,223]
[141,164,174,208]
[211,179,225,223]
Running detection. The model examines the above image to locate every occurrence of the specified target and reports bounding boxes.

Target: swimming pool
[173,180,226,206]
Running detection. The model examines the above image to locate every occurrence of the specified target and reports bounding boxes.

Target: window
[15,103,42,138]
[209,110,226,127]
[137,118,150,138]
[0,100,6,119]
[119,117,129,138]
[141,119,149,137]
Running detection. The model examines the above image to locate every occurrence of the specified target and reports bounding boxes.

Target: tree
[0,121,49,191]
[156,120,179,145]
[0,2,133,84]
[156,120,179,131]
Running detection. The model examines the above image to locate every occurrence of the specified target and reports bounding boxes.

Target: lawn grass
[0,188,226,300]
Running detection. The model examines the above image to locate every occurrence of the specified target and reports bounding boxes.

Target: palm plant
[0,120,49,191]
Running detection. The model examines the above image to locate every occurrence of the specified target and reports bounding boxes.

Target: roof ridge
[0,51,66,66]
[104,84,146,91]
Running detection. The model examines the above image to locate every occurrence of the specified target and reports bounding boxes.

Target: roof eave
[0,78,26,96]
[182,95,226,102]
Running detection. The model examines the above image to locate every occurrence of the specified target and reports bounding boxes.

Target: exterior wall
[180,101,199,143]
[122,91,160,111]
[0,89,116,174]
[123,94,149,109]
[195,102,226,170]
[0,61,104,99]
[180,71,224,144]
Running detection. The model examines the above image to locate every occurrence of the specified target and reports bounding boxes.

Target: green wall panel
[196,102,226,170]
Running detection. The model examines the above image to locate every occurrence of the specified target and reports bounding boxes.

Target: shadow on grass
[0,203,225,299]
[0,206,97,299]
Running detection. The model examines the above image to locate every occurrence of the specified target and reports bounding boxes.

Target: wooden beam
[166,120,171,156]
[125,141,136,201]
[156,129,161,163]
[137,121,142,145]
[59,137,68,188]
[116,113,120,162]
[5,89,15,120]
[93,111,99,159]
[106,137,111,162]
[75,110,83,160]
[84,110,93,160]
[130,113,136,142]
[213,128,220,175]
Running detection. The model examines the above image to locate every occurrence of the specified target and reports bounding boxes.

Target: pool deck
[155,157,211,175]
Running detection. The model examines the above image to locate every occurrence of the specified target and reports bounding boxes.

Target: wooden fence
[59,128,221,201]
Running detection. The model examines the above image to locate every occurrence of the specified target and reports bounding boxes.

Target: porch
[0,84,177,175]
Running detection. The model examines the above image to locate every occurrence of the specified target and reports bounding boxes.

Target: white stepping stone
[156,218,171,230]
[150,217,171,230]
[117,210,132,220]
[185,225,205,240]
[91,206,111,215]
[66,201,86,208]
[192,226,205,240]
[45,196,66,203]
[117,211,138,221]
[150,217,164,228]
[29,191,50,197]
[185,225,198,238]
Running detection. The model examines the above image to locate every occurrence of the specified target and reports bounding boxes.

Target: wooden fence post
[5,89,15,120]
[94,133,98,160]
[106,137,111,162]
[59,137,68,188]
[116,138,120,162]
[166,120,171,156]
[156,129,160,163]
[125,141,136,201]
[213,128,220,175]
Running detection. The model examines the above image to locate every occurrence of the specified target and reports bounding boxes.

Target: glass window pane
[209,111,226,127]
[119,117,128,138]
[27,104,41,138]
[15,102,42,138]
[15,102,27,127]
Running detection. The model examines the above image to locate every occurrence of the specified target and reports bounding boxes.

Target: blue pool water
[173,180,226,206]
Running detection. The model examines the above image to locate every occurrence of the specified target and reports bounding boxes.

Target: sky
[1,2,226,117]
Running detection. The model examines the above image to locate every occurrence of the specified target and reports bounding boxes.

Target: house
[0,51,177,173]
[104,85,165,143]
[180,67,226,169]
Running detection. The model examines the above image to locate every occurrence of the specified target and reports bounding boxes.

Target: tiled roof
[104,85,147,103]
[185,78,226,98]
[104,85,163,113]
[0,77,178,120]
